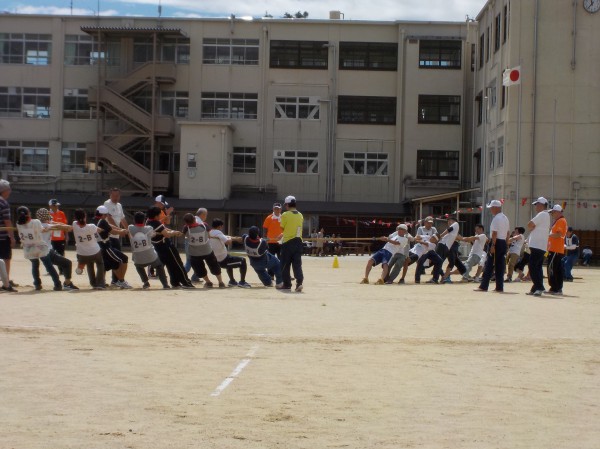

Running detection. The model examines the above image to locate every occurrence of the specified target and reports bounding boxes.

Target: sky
[2,0,486,22]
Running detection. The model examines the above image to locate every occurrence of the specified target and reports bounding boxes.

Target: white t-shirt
[104,199,124,239]
[470,234,487,258]
[73,222,101,256]
[209,229,230,262]
[440,222,459,249]
[528,211,551,250]
[17,219,45,246]
[490,212,510,241]
[508,234,525,255]
[383,233,408,256]
[417,226,437,237]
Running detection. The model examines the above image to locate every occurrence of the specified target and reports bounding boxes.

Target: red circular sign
[510,69,520,82]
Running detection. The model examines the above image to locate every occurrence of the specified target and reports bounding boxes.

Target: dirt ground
[1,249,599,449]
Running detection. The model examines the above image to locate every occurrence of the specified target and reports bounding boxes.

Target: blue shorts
[371,249,392,266]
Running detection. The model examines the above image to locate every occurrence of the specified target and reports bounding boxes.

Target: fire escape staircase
[87,62,177,192]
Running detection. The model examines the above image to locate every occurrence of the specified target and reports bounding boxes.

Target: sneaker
[1,285,18,293]
[75,267,83,275]
[513,277,522,282]
[94,286,106,290]
[279,285,292,290]
[295,284,303,292]
[191,274,201,283]
[505,278,512,283]
[204,281,214,288]
[473,277,482,282]
[443,277,452,284]
[63,283,79,290]
[526,290,543,297]
[162,285,171,289]
[180,283,195,289]
[461,276,471,283]
[360,278,369,284]
[398,279,405,284]
[218,282,226,289]
[384,280,393,285]
[564,278,573,282]
[142,282,151,289]
[228,280,238,287]
[548,290,563,295]
[34,285,43,291]
[117,280,133,289]
[426,279,438,284]
[9,280,19,287]
[238,281,252,288]
[53,285,63,291]
[276,282,284,289]
[375,279,385,285]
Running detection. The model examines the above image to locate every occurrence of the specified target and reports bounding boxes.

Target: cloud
[9,5,120,16]
[110,0,484,21]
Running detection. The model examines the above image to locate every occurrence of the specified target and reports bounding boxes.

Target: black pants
[280,238,304,288]
[135,259,169,288]
[155,242,192,288]
[479,239,507,291]
[547,251,564,293]
[415,250,442,282]
[109,238,121,283]
[51,240,66,273]
[218,255,247,282]
[528,248,546,293]
[446,242,466,275]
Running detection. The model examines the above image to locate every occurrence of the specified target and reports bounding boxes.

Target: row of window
[0,139,458,180]
[1,33,462,70]
[235,148,458,179]
[1,86,461,125]
[479,4,509,69]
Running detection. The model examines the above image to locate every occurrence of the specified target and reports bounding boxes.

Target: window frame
[274,96,320,119]
[418,95,461,125]
[418,40,462,70]
[201,92,258,119]
[202,38,259,65]
[416,150,460,180]
[269,40,328,69]
[0,33,52,65]
[342,152,389,176]
[339,42,398,71]
[338,95,396,125]
[273,150,319,174]
[61,142,89,173]
[0,140,49,172]
[232,147,257,174]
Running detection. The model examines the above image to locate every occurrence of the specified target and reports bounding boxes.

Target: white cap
[397,224,408,231]
[550,204,563,212]
[487,199,502,208]
[155,195,166,203]
[96,205,109,215]
[532,196,548,205]
[425,216,434,223]
[284,195,296,204]
[48,199,60,206]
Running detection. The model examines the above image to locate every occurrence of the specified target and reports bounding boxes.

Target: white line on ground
[210,345,259,397]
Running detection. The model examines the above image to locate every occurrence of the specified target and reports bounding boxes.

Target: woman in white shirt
[72,209,105,289]
[16,206,62,291]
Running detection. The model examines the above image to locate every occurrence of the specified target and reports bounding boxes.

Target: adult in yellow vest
[278,195,304,292]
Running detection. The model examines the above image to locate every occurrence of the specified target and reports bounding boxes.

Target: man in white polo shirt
[475,199,510,293]
[526,197,551,296]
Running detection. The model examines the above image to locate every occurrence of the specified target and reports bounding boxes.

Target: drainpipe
[530,0,539,202]
[150,31,157,197]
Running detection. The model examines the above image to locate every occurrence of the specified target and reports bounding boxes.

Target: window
[419,40,461,69]
[0,140,49,172]
[131,88,152,113]
[0,87,51,118]
[0,33,52,65]
[64,34,119,65]
[501,85,507,109]
[489,143,495,170]
[270,40,328,69]
[61,142,88,173]
[417,150,459,180]
[485,27,490,62]
[418,95,460,124]
[203,38,259,65]
[64,88,95,119]
[233,147,256,173]
[161,91,188,118]
[489,83,497,108]
[479,33,484,69]
[273,150,318,174]
[503,5,509,43]
[275,97,319,119]
[495,14,501,52]
[476,91,483,125]
[474,148,481,183]
[132,143,177,171]
[343,153,388,176]
[338,96,396,125]
[133,37,190,64]
[470,43,475,72]
[497,137,504,168]
[339,42,397,71]
[161,38,190,64]
[201,92,258,119]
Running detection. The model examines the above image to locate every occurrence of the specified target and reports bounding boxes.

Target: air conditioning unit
[274,150,285,158]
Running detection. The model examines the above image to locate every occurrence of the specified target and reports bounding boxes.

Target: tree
[283,11,309,18]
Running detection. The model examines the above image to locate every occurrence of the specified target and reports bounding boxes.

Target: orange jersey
[49,210,67,241]
[548,217,567,254]
[263,213,283,243]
